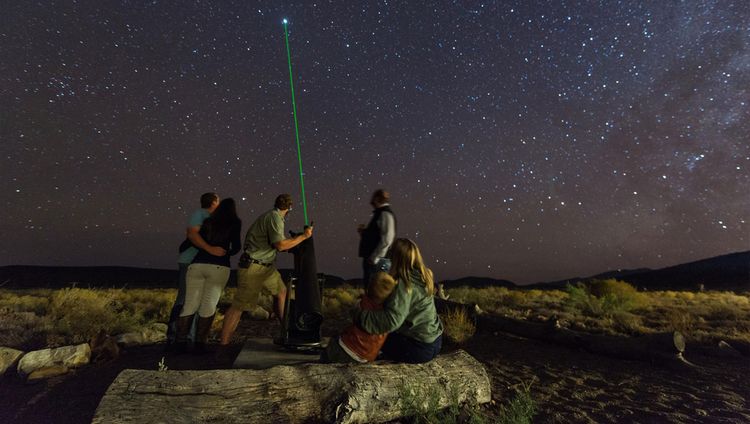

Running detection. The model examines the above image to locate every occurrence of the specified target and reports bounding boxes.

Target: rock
[249,306,270,320]
[116,323,168,347]
[27,365,69,381]
[17,343,90,376]
[0,347,24,376]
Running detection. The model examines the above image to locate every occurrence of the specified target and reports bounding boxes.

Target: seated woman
[355,238,443,363]
[321,271,397,363]
[176,198,241,353]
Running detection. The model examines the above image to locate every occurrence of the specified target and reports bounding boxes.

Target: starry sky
[2,1,748,284]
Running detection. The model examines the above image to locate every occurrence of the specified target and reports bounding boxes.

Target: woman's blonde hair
[389,238,434,296]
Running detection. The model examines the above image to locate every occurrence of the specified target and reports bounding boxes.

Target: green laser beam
[283,19,309,226]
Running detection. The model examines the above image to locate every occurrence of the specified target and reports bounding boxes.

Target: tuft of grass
[398,382,462,424]
[157,356,168,371]
[441,307,476,344]
[498,380,537,424]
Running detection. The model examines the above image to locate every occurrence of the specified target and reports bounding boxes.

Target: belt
[241,258,273,268]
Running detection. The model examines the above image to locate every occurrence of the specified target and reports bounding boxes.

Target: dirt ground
[1,316,748,424]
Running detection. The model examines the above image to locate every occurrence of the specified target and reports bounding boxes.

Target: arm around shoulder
[357,280,409,334]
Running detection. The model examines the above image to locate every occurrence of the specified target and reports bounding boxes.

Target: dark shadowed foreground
[1,315,748,423]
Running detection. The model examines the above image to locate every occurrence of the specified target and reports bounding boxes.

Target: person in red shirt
[321,272,397,363]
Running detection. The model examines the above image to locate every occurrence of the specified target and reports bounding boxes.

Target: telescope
[278,227,323,351]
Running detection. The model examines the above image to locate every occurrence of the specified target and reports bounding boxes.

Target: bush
[322,287,361,319]
[610,311,645,334]
[441,307,476,344]
[46,288,174,343]
[666,309,695,334]
[589,279,646,311]
[565,279,646,318]
[49,288,141,342]
[0,293,49,315]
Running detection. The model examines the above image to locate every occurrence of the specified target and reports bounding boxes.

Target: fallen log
[720,338,750,357]
[92,350,491,424]
[477,314,690,367]
[435,298,689,366]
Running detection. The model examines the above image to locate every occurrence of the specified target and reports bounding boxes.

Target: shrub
[666,309,695,334]
[333,288,358,306]
[441,307,476,344]
[589,279,647,311]
[610,311,645,334]
[498,381,537,424]
[322,287,361,319]
[49,288,141,341]
[503,290,527,307]
[0,293,49,315]
[565,280,645,318]
[323,297,342,318]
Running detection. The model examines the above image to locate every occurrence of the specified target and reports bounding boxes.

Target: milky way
[2,1,748,283]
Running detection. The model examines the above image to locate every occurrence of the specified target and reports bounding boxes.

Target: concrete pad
[233,338,326,370]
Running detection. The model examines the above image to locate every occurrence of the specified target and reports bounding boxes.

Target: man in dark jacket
[358,189,396,287]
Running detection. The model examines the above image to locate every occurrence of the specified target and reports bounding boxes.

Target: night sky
[2,1,748,284]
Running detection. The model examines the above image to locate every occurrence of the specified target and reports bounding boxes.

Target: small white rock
[17,343,90,376]
[0,347,24,376]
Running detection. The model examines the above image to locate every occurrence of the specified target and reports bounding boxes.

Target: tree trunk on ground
[721,338,750,357]
[436,297,689,366]
[477,313,689,367]
[92,350,491,424]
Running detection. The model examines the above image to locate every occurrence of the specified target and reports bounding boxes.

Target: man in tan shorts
[219,194,313,346]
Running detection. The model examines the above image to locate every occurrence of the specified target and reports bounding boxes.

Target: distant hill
[527,251,749,292]
[0,266,179,289]
[2,251,747,292]
[439,276,517,289]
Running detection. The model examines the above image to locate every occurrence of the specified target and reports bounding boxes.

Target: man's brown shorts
[232,263,285,311]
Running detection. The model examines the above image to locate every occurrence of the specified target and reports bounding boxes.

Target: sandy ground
[1,316,748,424]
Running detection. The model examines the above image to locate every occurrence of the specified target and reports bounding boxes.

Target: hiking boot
[174,314,194,354]
[193,314,215,355]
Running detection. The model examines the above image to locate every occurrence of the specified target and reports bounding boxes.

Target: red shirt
[339,295,387,362]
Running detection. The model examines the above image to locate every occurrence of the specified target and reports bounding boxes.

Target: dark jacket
[192,218,242,267]
[358,205,396,258]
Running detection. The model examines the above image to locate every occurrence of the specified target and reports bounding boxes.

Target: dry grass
[1,281,748,350]
[445,282,750,343]
[322,285,361,319]
[0,288,175,349]
[441,307,477,344]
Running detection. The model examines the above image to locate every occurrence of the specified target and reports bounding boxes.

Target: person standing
[219,194,313,346]
[358,189,396,287]
[166,192,226,350]
[176,198,242,353]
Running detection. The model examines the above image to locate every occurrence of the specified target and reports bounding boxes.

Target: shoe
[193,314,215,355]
[174,314,194,354]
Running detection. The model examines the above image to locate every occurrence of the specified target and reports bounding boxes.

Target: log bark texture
[92,350,491,424]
